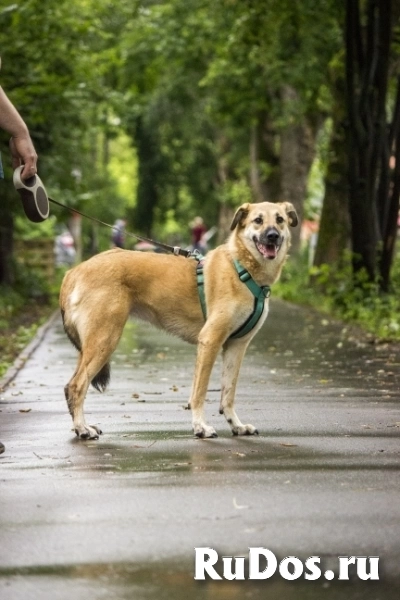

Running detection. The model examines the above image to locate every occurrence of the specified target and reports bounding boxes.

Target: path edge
[0,310,60,392]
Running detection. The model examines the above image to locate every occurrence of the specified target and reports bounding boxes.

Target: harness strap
[196,257,271,339]
[196,258,207,320]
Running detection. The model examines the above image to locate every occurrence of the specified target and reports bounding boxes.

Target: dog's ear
[281,202,298,227]
[230,203,250,231]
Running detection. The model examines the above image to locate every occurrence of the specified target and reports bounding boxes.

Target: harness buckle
[262,286,271,299]
[190,249,205,262]
[238,270,252,283]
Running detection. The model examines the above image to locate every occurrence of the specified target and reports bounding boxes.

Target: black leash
[48,196,191,257]
[13,165,193,258]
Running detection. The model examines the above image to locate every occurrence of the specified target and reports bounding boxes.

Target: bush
[274,250,400,341]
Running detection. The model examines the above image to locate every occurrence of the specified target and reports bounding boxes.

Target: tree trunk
[279,86,319,253]
[313,121,350,267]
[345,0,392,282]
[215,141,235,245]
[217,202,234,246]
[249,119,279,202]
[132,116,164,235]
[258,114,281,202]
[378,75,400,291]
[314,71,350,268]
[69,213,82,264]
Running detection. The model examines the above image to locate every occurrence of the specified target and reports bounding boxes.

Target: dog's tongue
[257,242,278,259]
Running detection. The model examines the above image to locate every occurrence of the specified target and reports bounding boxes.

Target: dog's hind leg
[64,312,127,440]
[219,338,258,436]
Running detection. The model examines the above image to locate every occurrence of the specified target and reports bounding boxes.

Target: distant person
[0,59,39,455]
[190,216,207,254]
[111,219,126,248]
[54,229,76,267]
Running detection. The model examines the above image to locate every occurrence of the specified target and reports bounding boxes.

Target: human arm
[0,86,37,179]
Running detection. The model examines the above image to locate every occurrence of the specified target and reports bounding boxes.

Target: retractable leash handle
[13,165,50,222]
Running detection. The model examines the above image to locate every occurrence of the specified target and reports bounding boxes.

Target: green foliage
[218,179,253,208]
[275,250,400,341]
[0,286,25,329]
[0,0,344,244]
[14,215,58,240]
[0,285,52,377]
[3,0,395,350]
[0,0,137,234]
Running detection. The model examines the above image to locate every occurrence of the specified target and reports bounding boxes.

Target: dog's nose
[265,229,280,244]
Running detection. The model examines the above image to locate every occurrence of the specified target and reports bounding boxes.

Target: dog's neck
[227,234,289,287]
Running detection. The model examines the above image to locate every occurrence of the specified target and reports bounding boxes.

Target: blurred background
[1,0,400,372]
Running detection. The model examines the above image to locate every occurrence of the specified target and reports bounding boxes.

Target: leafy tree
[0,0,135,281]
[120,0,342,247]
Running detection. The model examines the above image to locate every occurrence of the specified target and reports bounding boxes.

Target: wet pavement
[1,299,400,599]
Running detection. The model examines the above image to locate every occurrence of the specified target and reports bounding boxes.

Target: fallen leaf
[19,408,31,413]
[233,497,249,510]
[132,441,157,449]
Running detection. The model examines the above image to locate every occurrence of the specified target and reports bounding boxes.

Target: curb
[0,310,60,392]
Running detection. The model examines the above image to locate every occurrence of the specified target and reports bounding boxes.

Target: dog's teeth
[256,242,277,259]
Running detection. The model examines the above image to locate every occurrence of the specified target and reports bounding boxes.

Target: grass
[0,293,54,378]
[0,266,64,379]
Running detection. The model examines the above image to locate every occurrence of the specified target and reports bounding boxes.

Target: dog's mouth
[254,238,280,260]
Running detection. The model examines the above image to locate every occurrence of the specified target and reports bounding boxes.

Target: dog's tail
[61,308,111,392]
[91,363,111,392]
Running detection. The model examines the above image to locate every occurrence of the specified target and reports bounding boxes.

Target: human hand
[9,135,38,180]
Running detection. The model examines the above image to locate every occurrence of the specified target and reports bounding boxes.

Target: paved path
[1,300,400,599]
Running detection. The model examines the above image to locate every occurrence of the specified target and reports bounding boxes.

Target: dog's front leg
[219,338,258,436]
[189,322,229,438]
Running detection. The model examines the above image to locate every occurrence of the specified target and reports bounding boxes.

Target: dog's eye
[276,215,285,224]
[254,217,263,225]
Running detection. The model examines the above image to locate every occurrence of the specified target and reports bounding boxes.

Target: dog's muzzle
[254,228,283,260]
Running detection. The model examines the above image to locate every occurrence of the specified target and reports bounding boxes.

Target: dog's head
[230,201,298,262]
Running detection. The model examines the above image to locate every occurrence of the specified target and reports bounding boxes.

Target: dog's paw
[74,424,102,440]
[232,424,259,436]
[193,424,218,439]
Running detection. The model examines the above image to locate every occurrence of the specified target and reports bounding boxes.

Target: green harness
[196,257,271,339]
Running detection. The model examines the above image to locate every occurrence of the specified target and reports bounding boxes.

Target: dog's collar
[196,257,271,339]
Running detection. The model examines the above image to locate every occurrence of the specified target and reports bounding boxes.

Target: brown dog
[60,201,298,440]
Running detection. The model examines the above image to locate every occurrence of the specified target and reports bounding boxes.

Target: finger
[11,156,22,171]
[20,161,37,180]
